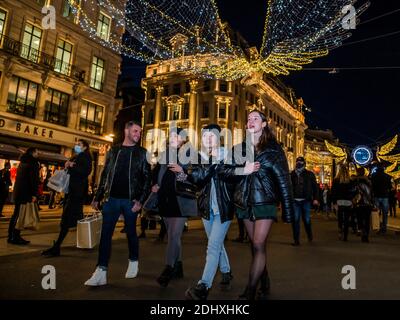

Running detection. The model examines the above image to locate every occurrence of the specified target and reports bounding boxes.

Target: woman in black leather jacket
[182,124,235,300]
[220,110,294,300]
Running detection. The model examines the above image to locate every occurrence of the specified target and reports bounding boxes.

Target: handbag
[175,180,199,199]
[15,202,40,230]
[47,169,70,193]
[77,212,103,249]
[143,192,159,212]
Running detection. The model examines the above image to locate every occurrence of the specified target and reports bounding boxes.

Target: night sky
[122,1,400,148]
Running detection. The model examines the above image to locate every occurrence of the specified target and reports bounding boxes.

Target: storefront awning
[37,150,68,163]
[0,143,23,159]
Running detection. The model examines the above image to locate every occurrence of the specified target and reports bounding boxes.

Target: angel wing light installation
[67,0,370,80]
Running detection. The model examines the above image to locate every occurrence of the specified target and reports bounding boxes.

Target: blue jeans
[292,200,313,242]
[97,197,139,268]
[200,211,231,289]
[375,198,389,232]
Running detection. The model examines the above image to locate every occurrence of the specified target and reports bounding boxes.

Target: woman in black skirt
[220,110,294,300]
[42,139,92,256]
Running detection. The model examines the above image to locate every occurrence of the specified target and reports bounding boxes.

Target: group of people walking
[4,109,397,301]
[83,110,294,301]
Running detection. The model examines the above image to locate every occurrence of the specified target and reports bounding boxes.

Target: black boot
[220,271,233,291]
[8,230,30,245]
[185,283,209,300]
[238,286,256,300]
[156,265,174,287]
[171,261,183,279]
[257,271,271,300]
[41,242,60,257]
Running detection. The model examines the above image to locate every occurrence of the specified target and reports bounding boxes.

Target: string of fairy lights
[66,0,370,80]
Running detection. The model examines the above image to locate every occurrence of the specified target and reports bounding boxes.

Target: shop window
[79,100,103,135]
[44,88,70,126]
[7,75,38,118]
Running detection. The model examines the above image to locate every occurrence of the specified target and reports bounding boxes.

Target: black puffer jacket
[94,144,152,204]
[220,141,294,223]
[13,153,40,204]
[187,150,235,223]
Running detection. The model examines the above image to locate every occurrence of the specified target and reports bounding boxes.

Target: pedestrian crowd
[1,110,398,301]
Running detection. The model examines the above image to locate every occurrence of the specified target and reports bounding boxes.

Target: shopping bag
[47,170,70,193]
[77,212,103,249]
[15,202,40,230]
[371,210,380,231]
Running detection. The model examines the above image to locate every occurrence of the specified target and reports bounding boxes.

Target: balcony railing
[0,35,85,83]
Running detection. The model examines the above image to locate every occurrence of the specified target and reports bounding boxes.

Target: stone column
[0,75,11,112]
[68,96,81,130]
[188,79,198,145]
[154,85,163,130]
[35,85,48,121]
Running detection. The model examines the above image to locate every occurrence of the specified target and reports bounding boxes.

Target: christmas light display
[385,161,398,173]
[66,0,370,80]
[377,135,398,156]
[324,140,347,163]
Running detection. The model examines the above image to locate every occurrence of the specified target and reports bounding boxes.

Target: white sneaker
[84,267,107,286]
[125,260,139,278]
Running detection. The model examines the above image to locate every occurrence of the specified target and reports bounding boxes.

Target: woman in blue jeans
[170,124,235,300]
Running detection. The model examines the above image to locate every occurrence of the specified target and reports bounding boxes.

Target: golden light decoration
[65,0,370,80]
[378,135,398,156]
[324,140,347,163]
[385,161,398,173]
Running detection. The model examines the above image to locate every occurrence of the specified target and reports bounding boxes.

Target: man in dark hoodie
[8,148,40,245]
[290,156,319,246]
[371,163,392,234]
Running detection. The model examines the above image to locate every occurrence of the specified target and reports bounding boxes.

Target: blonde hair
[336,164,350,184]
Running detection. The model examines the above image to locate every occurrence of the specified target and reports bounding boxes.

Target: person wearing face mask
[42,139,92,256]
[8,148,40,245]
[290,156,319,246]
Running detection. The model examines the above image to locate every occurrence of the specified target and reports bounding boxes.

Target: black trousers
[8,203,21,239]
[0,191,8,215]
[338,206,353,240]
[354,206,371,238]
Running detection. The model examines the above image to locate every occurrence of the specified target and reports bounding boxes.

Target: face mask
[296,162,305,169]
[74,145,82,154]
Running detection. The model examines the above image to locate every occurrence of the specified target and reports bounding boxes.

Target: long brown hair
[336,163,350,184]
[249,110,276,151]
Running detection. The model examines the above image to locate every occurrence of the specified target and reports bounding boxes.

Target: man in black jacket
[0,162,12,217]
[85,121,152,286]
[290,156,319,246]
[371,164,392,234]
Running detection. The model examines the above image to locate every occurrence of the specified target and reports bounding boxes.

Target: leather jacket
[220,141,294,223]
[94,144,152,204]
[186,150,235,223]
